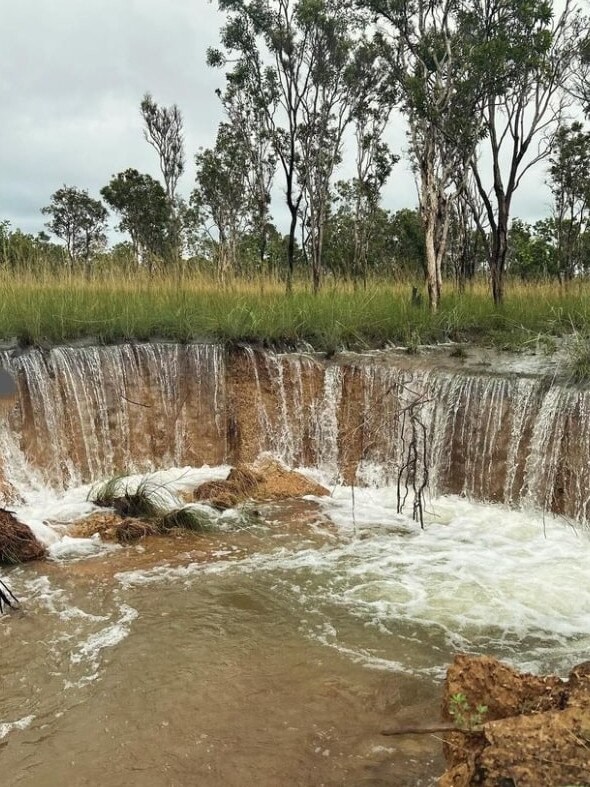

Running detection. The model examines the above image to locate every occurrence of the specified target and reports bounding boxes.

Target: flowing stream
[1,344,589,785]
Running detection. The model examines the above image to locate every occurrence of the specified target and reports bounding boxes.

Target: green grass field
[1,270,589,352]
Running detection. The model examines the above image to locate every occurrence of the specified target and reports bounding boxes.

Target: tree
[42,186,108,270]
[209,0,380,292]
[217,75,277,271]
[366,0,484,311]
[548,121,590,280]
[506,219,557,280]
[190,123,251,281]
[465,0,580,303]
[101,169,173,270]
[390,208,426,276]
[140,93,185,259]
[140,93,185,202]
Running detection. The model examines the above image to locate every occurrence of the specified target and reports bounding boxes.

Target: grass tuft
[158,507,216,533]
[565,332,590,384]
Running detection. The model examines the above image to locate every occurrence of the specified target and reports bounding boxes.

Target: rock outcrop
[0,509,47,563]
[440,655,590,787]
[193,458,330,509]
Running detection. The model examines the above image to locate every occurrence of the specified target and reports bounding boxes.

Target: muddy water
[3,475,590,786]
[1,523,442,786]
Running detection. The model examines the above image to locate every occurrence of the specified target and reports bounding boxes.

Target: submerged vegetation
[3,270,590,352]
[89,475,217,537]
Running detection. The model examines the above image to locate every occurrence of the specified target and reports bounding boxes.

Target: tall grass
[1,269,590,350]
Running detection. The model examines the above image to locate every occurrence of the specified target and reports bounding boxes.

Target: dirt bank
[440,655,590,786]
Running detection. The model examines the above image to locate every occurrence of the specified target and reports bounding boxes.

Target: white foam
[115,485,590,674]
[0,715,35,740]
[9,465,231,555]
[70,604,138,667]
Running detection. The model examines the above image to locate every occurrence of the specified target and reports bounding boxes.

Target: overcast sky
[0,0,553,241]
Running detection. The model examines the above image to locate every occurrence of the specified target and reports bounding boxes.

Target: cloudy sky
[0,0,553,241]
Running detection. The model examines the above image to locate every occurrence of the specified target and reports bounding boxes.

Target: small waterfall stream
[1,343,590,786]
[0,342,586,522]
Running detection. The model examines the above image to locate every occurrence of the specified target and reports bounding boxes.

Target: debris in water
[0,578,18,613]
[194,458,329,510]
[0,509,47,564]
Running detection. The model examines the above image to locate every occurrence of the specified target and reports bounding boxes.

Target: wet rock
[0,509,46,563]
[114,518,159,544]
[440,655,590,787]
[194,459,329,510]
[193,480,241,510]
[443,654,566,723]
[69,512,122,540]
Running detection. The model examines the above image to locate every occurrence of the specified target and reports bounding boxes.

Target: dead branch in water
[381,721,457,736]
[0,578,18,613]
[396,379,430,529]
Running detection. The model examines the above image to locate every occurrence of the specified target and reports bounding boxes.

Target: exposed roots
[0,578,18,613]
[0,509,47,564]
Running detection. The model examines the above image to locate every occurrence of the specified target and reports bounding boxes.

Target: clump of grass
[565,332,590,384]
[88,475,219,540]
[158,507,216,533]
[89,477,167,519]
[89,475,124,508]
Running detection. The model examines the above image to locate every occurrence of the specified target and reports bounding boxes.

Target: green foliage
[549,122,590,280]
[191,123,251,278]
[41,186,108,264]
[101,169,174,264]
[565,332,590,384]
[0,222,66,272]
[158,507,216,533]
[507,219,557,280]
[89,475,125,508]
[449,692,488,731]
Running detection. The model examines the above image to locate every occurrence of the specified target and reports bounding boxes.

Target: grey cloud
[0,0,553,239]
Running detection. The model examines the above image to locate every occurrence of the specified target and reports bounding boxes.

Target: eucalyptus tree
[140,93,185,202]
[101,169,173,271]
[191,123,251,281]
[323,37,398,287]
[548,121,590,280]
[42,186,108,271]
[209,0,382,292]
[464,0,580,303]
[365,0,484,311]
[216,76,277,270]
[140,93,185,258]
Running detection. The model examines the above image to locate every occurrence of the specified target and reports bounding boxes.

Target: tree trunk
[424,222,440,312]
[490,213,508,305]
[286,206,297,294]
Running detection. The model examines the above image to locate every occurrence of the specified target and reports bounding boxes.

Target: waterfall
[0,343,588,522]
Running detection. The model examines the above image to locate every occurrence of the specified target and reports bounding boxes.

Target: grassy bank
[1,271,589,351]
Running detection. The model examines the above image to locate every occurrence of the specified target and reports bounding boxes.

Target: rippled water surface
[2,468,590,786]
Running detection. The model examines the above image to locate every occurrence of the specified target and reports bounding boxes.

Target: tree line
[3,0,590,309]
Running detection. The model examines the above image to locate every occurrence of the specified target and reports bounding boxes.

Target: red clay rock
[194,459,329,510]
[440,655,590,787]
[0,509,46,564]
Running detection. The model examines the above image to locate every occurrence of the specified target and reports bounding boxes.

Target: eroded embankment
[0,342,588,522]
[439,655,590,787]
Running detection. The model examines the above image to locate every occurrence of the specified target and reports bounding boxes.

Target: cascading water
[0,342,588,521]
[2,343,590,786]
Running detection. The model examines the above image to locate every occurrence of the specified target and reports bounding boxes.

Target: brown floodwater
[0,507,443,787]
